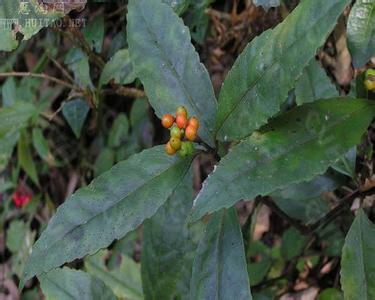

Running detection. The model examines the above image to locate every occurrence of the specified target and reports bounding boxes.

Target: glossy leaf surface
[85,250,143,300]
[39,267,116,300]
[295,59,338,105]
[141,169,202,299]
[347,0,375,67]
[191,98,375,221]
[216,0,351,141]
[341,209,375,300]
[190,208,252,300]
[127,0,217,146]
[24,146,193,281]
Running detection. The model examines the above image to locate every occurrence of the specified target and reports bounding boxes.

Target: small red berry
[12,191,32,208]
[161,114,174,128]
[165,142,176,155]
[170,137,182,150]
[176,114,188,129]
[176,106,187,118]
[185,125,197,141]
[188,117,199,130]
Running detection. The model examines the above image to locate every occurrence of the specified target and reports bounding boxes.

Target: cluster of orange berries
[161,106,200,157]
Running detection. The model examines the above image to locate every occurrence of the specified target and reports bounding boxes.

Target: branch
[112,86,146,98]
[0,72,77,91]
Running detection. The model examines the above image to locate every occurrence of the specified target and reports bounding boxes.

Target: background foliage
[0,0,374,299]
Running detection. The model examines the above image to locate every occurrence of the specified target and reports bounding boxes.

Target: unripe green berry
[179,141,193,157]
[170,137,181,150]
[170,126,182,139]
[185,141,194,155]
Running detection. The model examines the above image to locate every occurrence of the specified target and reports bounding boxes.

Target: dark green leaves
[39,267,116,300]
[65,49,93,89]
[83,16,105,53]
[163,0,191,14]
[347,0,375,68]
[215,0,351,141]
[127,0,217,146]
[62,99,90,138]
[295,60,338,105]
[341,209,375,300]
[0,1,62,51]
[0,102,36,172]
[18,132,39,186]
[24,146,193,281]
[85,250,143,299]
[100,49,136,86]
[0,102,36,136]
[141,169,201,299]
[190,208,252,300]
[191,98,375,221]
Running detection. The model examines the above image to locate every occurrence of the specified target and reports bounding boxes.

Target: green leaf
[295,59,338,105]
[190,98,375,222]
[253,0,280,10]
[190,208,252,300]
[271,174,342,224]
[65,49,93,89]
[130,98,149,127]
[39,267,116,300]
[0,180,13,193]
[32,128,51,161]
[162,0,190,14]
[281,228,308,260]
[18,131,39,186]
[100,49,136,86]
[127,0,217,147]
[83,16,105,53]
[0,102,36,171]
[318,288,343,300]
[85,250,143,300]
[141,168,202,299]
[341,209,375,300]
[2,77,17,107]
[62,99,90,138]
[108,113,129,148]
[0,130,19,172]
[247,241,272,286]
[347,0,375,68]
[6,220,27,253]
[94,147,115,176]
[215,0,351,141]
[184,0,214,44]
[0,0,71,52]
[0,102,36,136]
[23,146,194,282]
[11,227,36,278]
[331,147,356,178]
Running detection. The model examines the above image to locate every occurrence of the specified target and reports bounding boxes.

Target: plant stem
[0,72,77,91]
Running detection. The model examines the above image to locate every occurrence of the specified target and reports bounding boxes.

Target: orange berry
[170,137,182,150]
[176,114,188,129]
[161,114,174,128]
[188,117,199,130]
[165,142,176,155]
[176,106,187,118]
[185,125,197,141]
